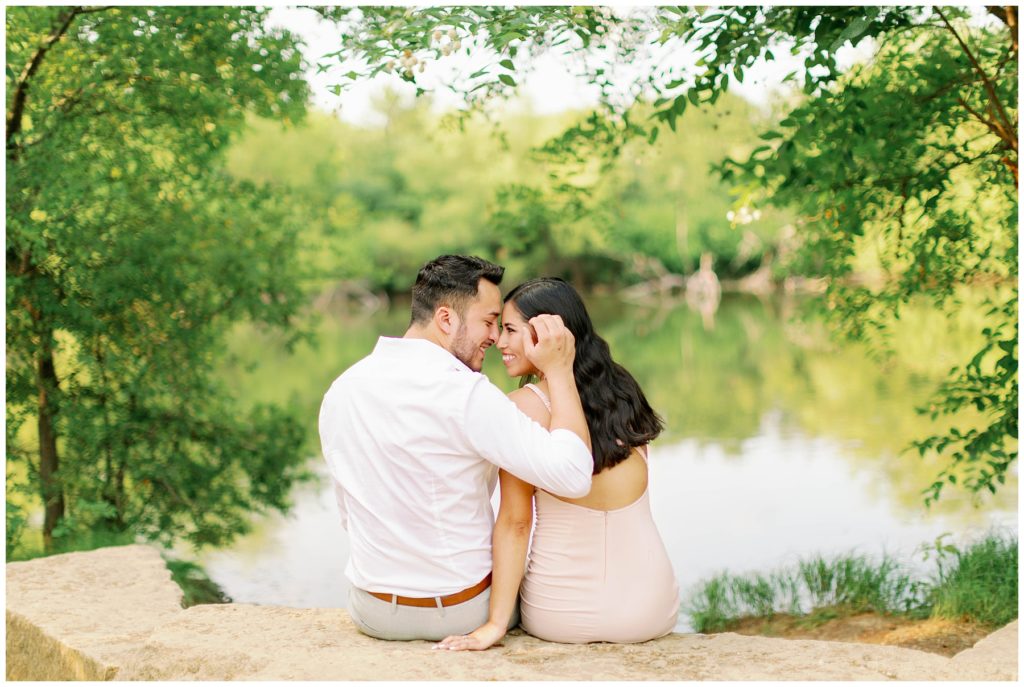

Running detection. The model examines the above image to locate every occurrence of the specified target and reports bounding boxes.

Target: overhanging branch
[6,6,108,154]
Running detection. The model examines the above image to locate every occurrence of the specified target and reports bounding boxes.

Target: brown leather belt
[366,573,492,608]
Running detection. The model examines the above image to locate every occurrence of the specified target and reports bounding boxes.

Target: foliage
[912,296,1018,502]
[6,501,29,558]
[10,528,138,563]
[6,6,315,551]
[165,558,233,607]
[227,92,783,295]
[714,12,1018,504]
[321,6,1018,502]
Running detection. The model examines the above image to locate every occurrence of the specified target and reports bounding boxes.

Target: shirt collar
[373,336,472,373]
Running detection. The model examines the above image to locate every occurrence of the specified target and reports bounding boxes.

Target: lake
[195,291,1017,631]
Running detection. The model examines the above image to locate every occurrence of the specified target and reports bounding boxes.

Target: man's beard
[451,322,483,371]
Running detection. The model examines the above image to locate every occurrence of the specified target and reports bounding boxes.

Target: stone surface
[950,619,1019,680]
[6,545,183,680]
[6,545,1019,681]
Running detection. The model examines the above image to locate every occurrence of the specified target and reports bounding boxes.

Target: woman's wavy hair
[504,278,664,474]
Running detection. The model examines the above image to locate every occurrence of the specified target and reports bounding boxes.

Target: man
[319,255,593,641]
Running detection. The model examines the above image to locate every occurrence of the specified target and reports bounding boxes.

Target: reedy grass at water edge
[685,533,1018,633]
[928,531,1018,627]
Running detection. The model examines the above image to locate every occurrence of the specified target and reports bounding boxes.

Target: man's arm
[463,382,592,497]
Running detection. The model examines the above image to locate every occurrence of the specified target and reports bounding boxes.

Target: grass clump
[928,532,1018,628]
[686,552,923,633]
[797,554,926,616]
[685,532,1017,633]
[165,558,233,608]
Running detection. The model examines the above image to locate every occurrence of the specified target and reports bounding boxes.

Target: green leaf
[499,59,515,70]
[829,16,872,53]
[498,73,516,86]
[672,94,687,115]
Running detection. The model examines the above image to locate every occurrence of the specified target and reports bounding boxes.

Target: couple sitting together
[319,254,679,649]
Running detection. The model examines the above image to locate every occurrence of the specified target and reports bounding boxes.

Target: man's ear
[434,305,456,336]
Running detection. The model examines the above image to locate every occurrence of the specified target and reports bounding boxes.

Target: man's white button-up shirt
[318,336,593,597]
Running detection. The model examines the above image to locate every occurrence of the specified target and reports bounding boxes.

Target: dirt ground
[716,611,993,657]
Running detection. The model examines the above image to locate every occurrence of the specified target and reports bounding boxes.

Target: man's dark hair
[410,255,505,325]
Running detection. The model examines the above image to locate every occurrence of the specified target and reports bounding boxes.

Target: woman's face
[497,302,540,378]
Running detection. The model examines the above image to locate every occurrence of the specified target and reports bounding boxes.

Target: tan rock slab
[950,620,1018,680]
[118,605,973,681]
[6,545,183,680]
[6,545,1019,681]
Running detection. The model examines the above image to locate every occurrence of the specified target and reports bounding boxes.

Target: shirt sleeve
[331,477,349,530]
[318,393,349,531]
[462,378,593,498]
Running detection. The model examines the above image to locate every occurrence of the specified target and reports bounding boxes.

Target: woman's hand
[523,314,575,376]
[434,621,507,651]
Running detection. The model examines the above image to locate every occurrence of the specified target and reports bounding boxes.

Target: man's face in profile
[449,279,502,372]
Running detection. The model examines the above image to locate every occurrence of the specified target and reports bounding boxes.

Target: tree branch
[935,8,1017,154]
[6,6,109,154]
[958,95,1015,149]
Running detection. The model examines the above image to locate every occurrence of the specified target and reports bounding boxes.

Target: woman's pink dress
[517,384,680,643]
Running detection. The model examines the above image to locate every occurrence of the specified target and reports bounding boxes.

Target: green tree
[6,6,313,552]
[322,5,1018,504]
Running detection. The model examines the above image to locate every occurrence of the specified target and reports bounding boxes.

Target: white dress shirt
[318,336,593,597]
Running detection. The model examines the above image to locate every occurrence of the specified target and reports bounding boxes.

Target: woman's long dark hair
[505,278,664,474]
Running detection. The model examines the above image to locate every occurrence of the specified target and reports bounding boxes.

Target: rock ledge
[6,545,1018,681]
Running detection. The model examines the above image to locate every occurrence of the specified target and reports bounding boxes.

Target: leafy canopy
[321,5,1018,503]
[7,6,315,551]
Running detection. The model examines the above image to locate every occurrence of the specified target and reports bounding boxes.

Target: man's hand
[434,621,507,651]
[523,314,575,376]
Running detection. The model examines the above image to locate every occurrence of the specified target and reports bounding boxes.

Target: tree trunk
[36,336,64,551]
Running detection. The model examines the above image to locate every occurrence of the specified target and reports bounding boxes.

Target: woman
[437,278,679,650]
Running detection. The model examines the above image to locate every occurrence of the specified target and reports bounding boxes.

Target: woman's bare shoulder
[508,386,551,426]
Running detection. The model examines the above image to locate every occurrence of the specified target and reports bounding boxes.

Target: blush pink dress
[517,384,680,643]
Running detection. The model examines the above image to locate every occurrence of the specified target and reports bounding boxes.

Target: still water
[197,293,1017,631]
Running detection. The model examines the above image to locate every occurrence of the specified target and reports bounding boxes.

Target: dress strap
[523,383,552,412]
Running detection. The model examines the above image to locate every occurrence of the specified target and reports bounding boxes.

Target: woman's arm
[435,470,534,651]
[436,389,549,651]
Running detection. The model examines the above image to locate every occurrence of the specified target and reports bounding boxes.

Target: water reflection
[201,292,1017,624]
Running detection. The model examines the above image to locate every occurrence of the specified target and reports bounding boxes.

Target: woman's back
[518,383,679,643]
[522,382,648,509]
[556,449,648,510]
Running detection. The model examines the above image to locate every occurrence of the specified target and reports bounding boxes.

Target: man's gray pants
[348,586,520,641]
